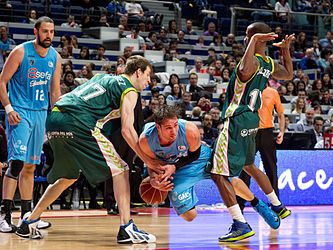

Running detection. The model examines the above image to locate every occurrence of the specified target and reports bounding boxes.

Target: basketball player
[139,105,280,229]
[16,56,165,243]
[0,17,61,233]
[207,22,293,242]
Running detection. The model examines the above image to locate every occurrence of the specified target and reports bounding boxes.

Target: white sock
[227,204,246,223]
[266,191,281,206]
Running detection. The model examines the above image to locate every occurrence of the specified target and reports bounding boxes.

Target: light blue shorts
[168,143,211,215]
[6,107,47,164]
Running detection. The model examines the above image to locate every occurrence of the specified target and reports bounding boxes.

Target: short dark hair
[124,56,152,75]
[154,105,180,125]
[314,116,324,123]
[35,16,54,30]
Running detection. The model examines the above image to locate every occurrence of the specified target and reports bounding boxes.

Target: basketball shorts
[207,111,259,177]
[6,107,47,164]
[46,108,128,186]
[169,143,211,215]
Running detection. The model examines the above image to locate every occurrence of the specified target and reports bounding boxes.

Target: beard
[37,33,52,48]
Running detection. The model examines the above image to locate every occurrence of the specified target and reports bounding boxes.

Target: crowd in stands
[0,0,333,211]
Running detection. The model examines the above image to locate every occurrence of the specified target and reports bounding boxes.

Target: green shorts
[46,109,128,186]
[208,111,259,177]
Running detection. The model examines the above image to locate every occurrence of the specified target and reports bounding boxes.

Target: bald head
[248,22,271,34]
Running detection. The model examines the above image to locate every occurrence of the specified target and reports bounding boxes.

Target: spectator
[314,126,333,148]
[23,9,38,24]
[138,22,146,32]
[218,92,226,111]
[225,33,237,47]
[80,14,94,29]
[312,79,323,91]
[61,71,77,94]
[299,48,318,70]
[311,36,321,59]
[168,19,177,34]
[189,106,202,121]
[143,97,159,123]
[94,44,109,61]
[319,31,333,50]
[106,0,127,20]
[318,49,331,71]
[295,32,308,53]
[61,14,78,28]
[292,98,306,114]
[196,37,205,47]
[324,54,333,79]
[227,59,237,73]
[286,81,297,96]
[141,97,146,109]
[210,107,222,129]
[186,72,204,102]
[0,26,15,46]
[277,85,288,103]
[210,34,224,47]
[166,83,182,104]
[206,64,217,84]
[71,35,79,49]
[197,97,213,112]
[123,46,132,59]
[221,68,231,83]
[145,31,157,49]
[321,73,333,89]
[201,112,218,145]
[190,57,205,73]
[117,55,127,65]
[295,107,315,131]
[214,59,223,77]
[157,94,166,106]
[98,14,110,27]
[126,26,145,48]
[118,24,126,38]
[305,0,318,25]
[101,63,112,74]
[183,19,197,35]
[60,46,73,59]
[180,92,194,111]
[320,88,333,105]
[61,60,73,78]
[164,73,179,95]
[78,46,90,60]
[308,116,324,148]
[203,22,218,37]
[119,16,130,31]
[151,87,159,98]
[275,0,292,23]
[291,89,308,110]
[313,103,322,114]
[177,30,188,44]
[79,65,94,80]
[58,35,71,48]
[158,28,170,44]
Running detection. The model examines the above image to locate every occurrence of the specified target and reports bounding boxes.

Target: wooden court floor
[1,206,333,250]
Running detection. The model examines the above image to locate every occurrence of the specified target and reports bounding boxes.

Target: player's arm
[0,46,24,125]
[272,34,294,80]
[121,90,163,173]
[49,52,62,107]
[238,33,277,82]
[274,90,285,144]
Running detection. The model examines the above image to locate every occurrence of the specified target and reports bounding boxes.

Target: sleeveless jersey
[143,119,189,164]
[8,41,58,110]
[221,54,274,119]
[56,74,137,133]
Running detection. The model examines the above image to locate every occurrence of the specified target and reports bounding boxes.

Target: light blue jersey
[6,41,58,164]
[143,119,211,215]
[8,40,58,111]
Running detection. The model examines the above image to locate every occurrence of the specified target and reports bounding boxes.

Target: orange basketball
[139,177,168,205]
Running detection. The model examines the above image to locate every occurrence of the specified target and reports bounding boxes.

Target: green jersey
[55,74,137,134]
[221,54,274,119]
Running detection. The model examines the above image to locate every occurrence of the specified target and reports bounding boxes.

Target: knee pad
[5,160,24,180]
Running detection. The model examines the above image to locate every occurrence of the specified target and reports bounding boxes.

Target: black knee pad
[5,160,24,180]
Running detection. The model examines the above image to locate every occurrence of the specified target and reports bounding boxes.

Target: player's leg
[231,177,280,229]
[243,164,291,219]
[113,171,130,226]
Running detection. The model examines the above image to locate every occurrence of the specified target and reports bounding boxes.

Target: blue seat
[213,4,227,18]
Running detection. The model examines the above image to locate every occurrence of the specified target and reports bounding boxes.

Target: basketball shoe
[117,219,156,244]
[18,212,52,230]
[253,200,280,229]
[0,213,17,233]
[271,204,291,219]
[15,218,43,239]
[218,220,255,242]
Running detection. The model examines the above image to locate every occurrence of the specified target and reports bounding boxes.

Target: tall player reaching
[207,22,293,242]
[0,17,61,232]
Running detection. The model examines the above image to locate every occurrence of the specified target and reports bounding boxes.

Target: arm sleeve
[174,145,201,170]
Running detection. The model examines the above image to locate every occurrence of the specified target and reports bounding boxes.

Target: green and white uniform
[208,54,274,177]
[46,74,136,186]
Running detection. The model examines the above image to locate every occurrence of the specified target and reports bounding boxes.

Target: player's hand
[273,34,295,49]
[146,158,164,174]
[150,176,174,191]
[276,131,284,144]
[252,32,278,43]
[7,111,22,125]
[160,164,176,181]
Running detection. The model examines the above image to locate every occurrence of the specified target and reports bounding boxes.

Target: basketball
[139,177,168,205]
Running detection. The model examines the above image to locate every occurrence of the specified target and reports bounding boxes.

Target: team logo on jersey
[171,191,178,201]
[178,145,186,151]
[48,61,53,68]
[29,59,34,66]
[241,129,248,137]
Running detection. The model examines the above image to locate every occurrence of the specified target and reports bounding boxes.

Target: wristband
[5,104,14,114]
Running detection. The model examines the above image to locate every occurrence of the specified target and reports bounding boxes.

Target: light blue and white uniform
[6,40,58,164]
[144,119,211,215]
